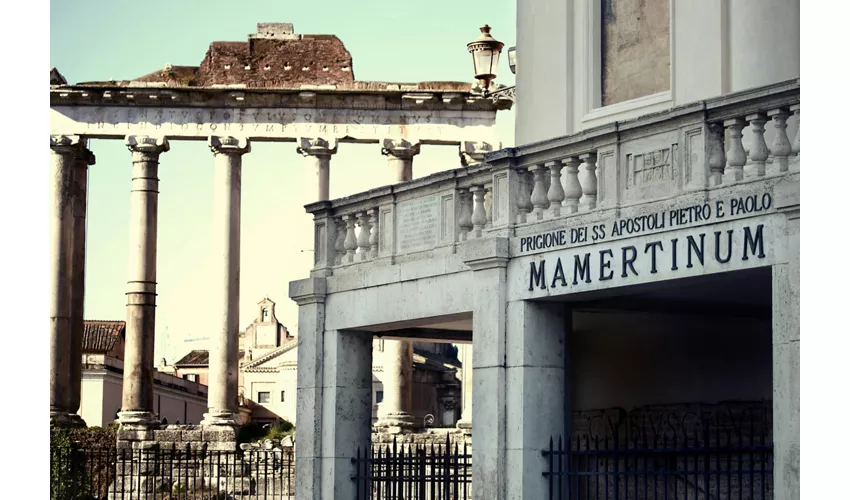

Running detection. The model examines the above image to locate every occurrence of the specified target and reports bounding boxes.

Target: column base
[50,411,86,428]
[117,410,159,429]
[375,412,417,434]
[201,411,241,428]
[456,419,472,435]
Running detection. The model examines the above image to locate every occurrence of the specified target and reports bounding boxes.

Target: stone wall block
[117,429,154,441]
[181,429,203,442]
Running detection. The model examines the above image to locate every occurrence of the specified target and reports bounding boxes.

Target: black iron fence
[542,427,773,500]
[351,437,471,500]
[49,444,295,499]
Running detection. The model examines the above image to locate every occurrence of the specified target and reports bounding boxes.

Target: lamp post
[467,25,515,102]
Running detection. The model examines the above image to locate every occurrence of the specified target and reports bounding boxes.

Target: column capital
[208,135,250,156]
[125,135,169,159]
[381,138,421,160]
[460,140,499,166]
[50,135,83,154]
[297,137,337,157]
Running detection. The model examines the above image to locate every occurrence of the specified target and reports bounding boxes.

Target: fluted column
[203,136,250,428]
[297,137,337,202]
[456,343,472,433]
[50,135,81,427]
[68,146,95,424]
[382,139,421,182]
[376,338,416,430]
[118,135,169,428]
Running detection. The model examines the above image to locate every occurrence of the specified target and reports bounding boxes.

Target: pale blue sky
[50,0,516,362]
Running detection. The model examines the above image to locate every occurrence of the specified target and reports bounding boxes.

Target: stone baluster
[119,135,170,428]
[49,135,81,427]
[203,135,251,428]
[343,214,358,263]
[563,156,583,214]
[790,104,800,164]
[545,160,565,217]
[767,108,792,174]
[484,186,493,228]
[515,169,533,224]
[724,118,747,183]
[707,123,726,186]
[356,212,371,261]
[368,209,379,258]
[334,217,346,265]
[297,137,337,202]
[528,164,549,219]
[746,113,769,177]
[470,186,488,238]
[457,188,474,241]
[579,153,598,211]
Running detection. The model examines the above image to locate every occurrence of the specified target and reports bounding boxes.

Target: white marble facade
[289,79,800,499]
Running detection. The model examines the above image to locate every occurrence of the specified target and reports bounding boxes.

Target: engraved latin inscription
[627,146,676,187]
[50,105,496,142]
[396,195,440,253]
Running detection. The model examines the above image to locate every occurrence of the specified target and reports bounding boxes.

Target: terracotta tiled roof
[82,321,125,353]
[175,349,245,367]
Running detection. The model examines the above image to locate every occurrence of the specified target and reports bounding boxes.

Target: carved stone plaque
[396,195,440,254]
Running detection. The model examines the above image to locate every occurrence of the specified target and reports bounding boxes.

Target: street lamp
[467,25,515,102]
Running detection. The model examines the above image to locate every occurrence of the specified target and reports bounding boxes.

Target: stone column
[203,136,250,428]
[49,135,81,427]
[68,146,96,424]
[298,137,337,202]
[456,343,473,433]
[773,201,800,500]
[382,139,420,182]
[290,277,372,500]
[118,135,169,428]
[376,338,416,431]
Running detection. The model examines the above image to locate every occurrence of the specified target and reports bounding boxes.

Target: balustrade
[299,79,799,272]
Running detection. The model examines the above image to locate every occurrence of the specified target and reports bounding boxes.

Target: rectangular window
[376,391,384,404]
[280,391,285,402]
[601,0,670,107]
[257,391,270,404]
[186,374,197,382]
